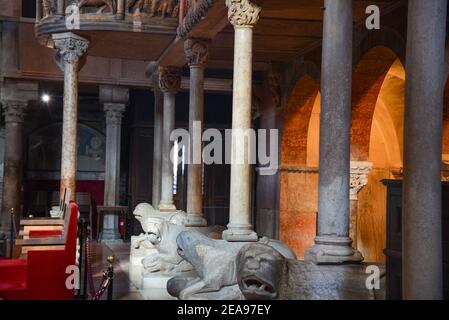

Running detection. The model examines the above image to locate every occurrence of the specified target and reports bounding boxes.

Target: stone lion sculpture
[236,243,385,300]
[132,203,224,274]
[166,230,296,300]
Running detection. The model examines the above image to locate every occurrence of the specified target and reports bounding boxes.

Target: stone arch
[283,60,320,110]
[355,27,406,67]
[350,46,399,161]
[281,75,320,168]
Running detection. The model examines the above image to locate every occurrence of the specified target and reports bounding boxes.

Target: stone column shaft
[152,86,164,208]
[0,101,27,230]
[102,103,126,241]
[53,33,89,202]
[104,104,125,205]
[305,0,363,264]
[184,38,210,227]
[403,0,447,300]
[223,0,261,242]
[158,66,181,212]
[60,60,78,202]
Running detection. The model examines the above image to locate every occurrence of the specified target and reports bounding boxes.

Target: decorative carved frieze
[1,100,28,123]
[78,0,115,13]
[159,66,182,93]
[126,0,178,17]
[226,0,262,27]
[349,161,373,200]
[184,38,210,67]
[52,33,89,65]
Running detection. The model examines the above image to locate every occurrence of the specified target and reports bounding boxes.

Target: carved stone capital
[104,103,126,127]
[1,100,28,123]
[226,0,262,27]
[159,66,182,94]
[52,32,89,65]
[350,161,373,201]
[184,38,211,67]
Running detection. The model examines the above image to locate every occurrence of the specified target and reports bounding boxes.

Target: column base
[304,236,364,265]
[184,213,207,227]
[222,224,258,242]
[158,202,177,212]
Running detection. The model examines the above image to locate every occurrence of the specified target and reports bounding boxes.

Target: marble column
[152,77,164,208]
[349,162,372,249]
[184,38,211,227]
[0,101,27,231]
[52,33,89,202]
[403,0,447,300]
[304,0,363,264]
[158,66,182,212]
[102,103,126,241]
[222,0,261,242]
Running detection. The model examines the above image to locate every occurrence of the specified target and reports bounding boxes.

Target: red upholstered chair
[0,203,79,300]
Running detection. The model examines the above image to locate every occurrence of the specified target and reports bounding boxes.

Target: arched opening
[280,75,320,258]
[351,46,399,161]
[357,58,405,262]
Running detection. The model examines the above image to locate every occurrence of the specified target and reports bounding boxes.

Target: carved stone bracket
[52,32,89,65]
[350,161,373,201]
[226,0,262,27]
[184,38,211,67]
[1,100,28,123]
[159,66,182,93]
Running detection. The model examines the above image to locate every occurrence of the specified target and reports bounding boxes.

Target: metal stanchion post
[78,219,85,299]
[107,256,115,300]
[83,223,90,300]
[9,208,14,258]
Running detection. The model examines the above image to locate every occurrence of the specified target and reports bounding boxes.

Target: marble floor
[89,241,176,300]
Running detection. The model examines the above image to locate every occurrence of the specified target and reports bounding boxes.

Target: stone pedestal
[158,67,181,213]
[222,0,261,242]
[403,0,447,300]
[304,0,362,264]
[52,32,89,202]
[184,38,211,227]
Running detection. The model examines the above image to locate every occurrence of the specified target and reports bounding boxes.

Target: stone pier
[403,0,447,300]
[305,0,363,264]
[0,81,38,232]
[100,85,129,241]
